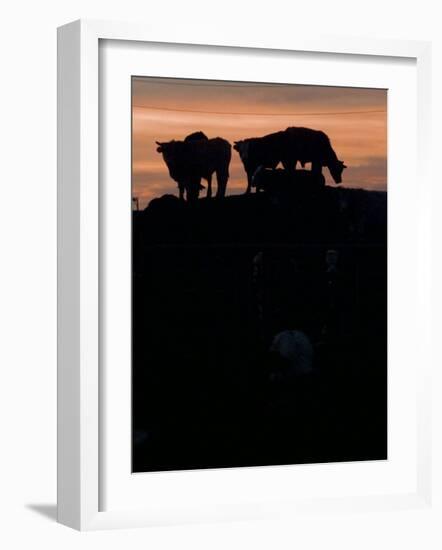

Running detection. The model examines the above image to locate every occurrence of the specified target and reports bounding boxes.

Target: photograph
[131,76,388,473]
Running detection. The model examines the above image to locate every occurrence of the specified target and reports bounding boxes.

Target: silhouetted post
[132,197,140,211]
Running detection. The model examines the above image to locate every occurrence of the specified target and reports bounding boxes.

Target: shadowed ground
[132,184,387,472]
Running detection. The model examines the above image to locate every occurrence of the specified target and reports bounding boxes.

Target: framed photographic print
[57,20,433,530]
[132,76,387,473]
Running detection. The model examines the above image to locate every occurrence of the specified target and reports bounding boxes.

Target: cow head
[156,140,182,180]
[156,140,183,162]
[328,159,347,184]
[233,140,250,163]
[156,140,177,155]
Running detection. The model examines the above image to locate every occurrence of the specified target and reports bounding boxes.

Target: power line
[132,104,386,116]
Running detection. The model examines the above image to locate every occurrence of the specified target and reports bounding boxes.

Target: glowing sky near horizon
[132,77,387,209]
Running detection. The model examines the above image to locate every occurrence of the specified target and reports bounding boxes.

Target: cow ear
[343,164,347,169]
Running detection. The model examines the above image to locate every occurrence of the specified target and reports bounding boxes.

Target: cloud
[132,77,387,114]
[344,156,387,190]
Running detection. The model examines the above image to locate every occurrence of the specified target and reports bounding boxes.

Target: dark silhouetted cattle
[233,131,285,193]
[284,127,346,183]
[156,134,231,201]
[234,127,346,193]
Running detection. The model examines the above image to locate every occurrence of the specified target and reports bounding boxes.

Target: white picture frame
[57,19,433,531]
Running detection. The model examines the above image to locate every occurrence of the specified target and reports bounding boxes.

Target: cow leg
[178,182,185,200]
[206,174,212,199]
[186,181,198,202]
[195,178,203,201]
[245,171,253,194]
[215,170,228,198]
[282,159,295,173]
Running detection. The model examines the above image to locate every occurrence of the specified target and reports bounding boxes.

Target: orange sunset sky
[132,77,387,209]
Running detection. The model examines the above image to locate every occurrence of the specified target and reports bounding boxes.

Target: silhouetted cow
[233,131,284,194]
[285,127,346,183]
[156,135,231,201]
[234,127,346,193]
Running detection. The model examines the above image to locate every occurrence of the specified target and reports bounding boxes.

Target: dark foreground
[132,184,387,472]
